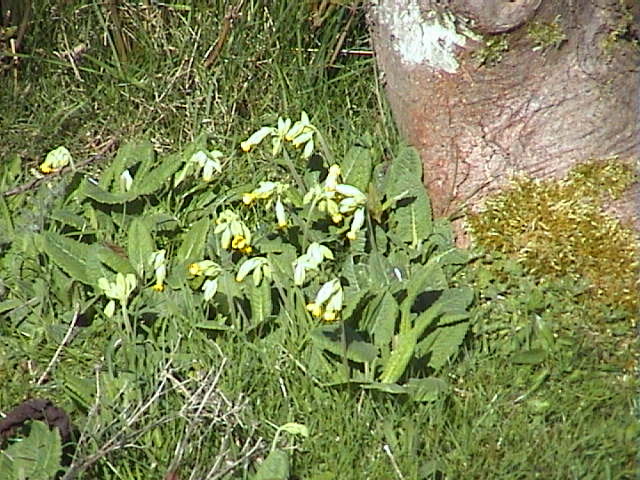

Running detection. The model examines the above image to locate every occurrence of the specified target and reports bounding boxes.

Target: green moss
[473,34,509,67]
[601,1,640,52]
[467,158,639,318]
[526,15,567,53]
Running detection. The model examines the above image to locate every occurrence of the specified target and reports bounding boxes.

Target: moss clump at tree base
[467,157,639,319]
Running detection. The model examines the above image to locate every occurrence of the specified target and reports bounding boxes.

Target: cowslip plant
[38,146,72,174]
[98,272,137,333]
[31,113,473,401]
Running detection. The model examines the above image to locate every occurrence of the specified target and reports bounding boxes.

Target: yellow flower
[232,234,250,251]
[241,126,274,152]
[243,193,256,205]
[188,263,203,276]
[306,279,343,321]
[306,302,322,318]
[346,208,366,241]
[152,283,165,292]
[322,310,338,322]
[188,260,220,277]
[324,164,341,192]
[236,257,271,285]
[275,198,287,229]
[39,146,72,174]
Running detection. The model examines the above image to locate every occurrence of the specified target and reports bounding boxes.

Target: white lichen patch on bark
[374,0,469,72]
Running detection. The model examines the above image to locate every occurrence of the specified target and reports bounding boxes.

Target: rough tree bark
[368,0,640,244]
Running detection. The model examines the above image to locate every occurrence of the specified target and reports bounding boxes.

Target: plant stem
[121,302,132,337]
[281,148,305,192]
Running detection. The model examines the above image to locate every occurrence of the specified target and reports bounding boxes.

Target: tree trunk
[369,0,639,244]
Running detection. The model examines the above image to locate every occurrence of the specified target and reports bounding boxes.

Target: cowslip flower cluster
[120,169,134,191]
[242,181,290,229]
[306,279,343,322]
[214,210,253,254]
[149,249,167,292]
[39,146,72,174]
[98,273,137,318]
[292,242,334,286]
[241,112,316,159]
[174,149,224,186]
[235,256,272,286]
[303,164,367,241]
[188,260,221,301]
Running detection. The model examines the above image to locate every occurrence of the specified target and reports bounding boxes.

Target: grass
[0,2,638,479]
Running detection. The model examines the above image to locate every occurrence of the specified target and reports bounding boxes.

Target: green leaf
[385,147,432,247]
[127,217,156,278]
[51,208,87,230]
[277,422,309,438]
[254,449,290,480]
[249,281,272,326]
[0,421,63,480]
[147,212,179,231]
[99,140,154,190]
[418,320,470,371]
[412,286,472,335]
[366,291,399,349]
[405,377,450,402]
[80,179,138,204]
[341,286,370,321]
[379,330,417,383]
[133,151,182,195]
[341,143,372,192]
[400,262,448,330]
[95,244,136,276]
[341,255,372,291]
[41,231,94,286]
[362,382,408,395]
[310,324,378,363]
[175,217,209,264]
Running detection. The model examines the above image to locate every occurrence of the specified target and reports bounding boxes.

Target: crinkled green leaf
[175,217,209,264]
[367,291,399,350]
[99,140,154,190]
[96,244,136,276]
[405,377,450,402]
[341,286,370,322]
[417,320,470,372]
[0,420,62,480]
[341,143,372,192]
[341,255,372,291]
[249,281,272,326]
[127,217,156,277]
[311,324,378,363]
[254,449,290,480]
[133,151,182,195]
[379,330,417,383]
[385,146,432,247]
[81,179,138,204]
[51,208,87,230]
[41,231,94,286]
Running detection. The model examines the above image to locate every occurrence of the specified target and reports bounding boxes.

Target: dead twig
[203,0,246,69]
[36,309,80,386]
